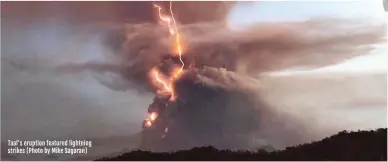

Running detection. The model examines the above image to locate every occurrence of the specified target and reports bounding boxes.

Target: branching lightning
[169,1,185,79]
[145,1,186,128]
[150,1,185,101]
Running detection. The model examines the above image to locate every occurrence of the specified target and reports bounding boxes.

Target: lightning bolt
[151,1,185,101]
[153,3,175,35]
[169,1,185,79]
[145,1,185,129]
[162,127,169,139]
[154,2,185,79]
[152,68,176,99]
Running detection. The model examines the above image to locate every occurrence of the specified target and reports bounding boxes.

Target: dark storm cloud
[3,2,385,92]
[1,1,234,25]
[54,18,386,92]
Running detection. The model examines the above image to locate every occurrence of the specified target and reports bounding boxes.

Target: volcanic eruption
[122,1,387,152]
[139,2,194,151]
[139,2,274,151]
[4,1,384,153]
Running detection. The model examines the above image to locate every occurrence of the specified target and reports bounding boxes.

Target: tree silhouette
[97,128,387,161]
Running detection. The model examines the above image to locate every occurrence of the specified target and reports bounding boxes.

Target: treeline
[97,128,387,161]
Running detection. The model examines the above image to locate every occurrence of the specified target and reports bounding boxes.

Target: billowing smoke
[1,1,386,156]
[1,1,234,25]
[94,18,385,150]
[57,19,385,93]
[150,67,320,151]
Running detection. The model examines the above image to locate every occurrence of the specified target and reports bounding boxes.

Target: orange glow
[150,68,176,100]
[149,112,158,121]
[151,68,172,93]
[168,1,185,76]
[144,112,159,128]
[171,66,183,79]
[144,1,187,132]
[148,1,185,102]
[145,119,152,127]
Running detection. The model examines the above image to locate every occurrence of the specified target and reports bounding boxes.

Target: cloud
[1,1,234,25]
[51,18,385,93]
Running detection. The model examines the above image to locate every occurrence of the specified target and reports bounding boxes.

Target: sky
[228,0,387,74]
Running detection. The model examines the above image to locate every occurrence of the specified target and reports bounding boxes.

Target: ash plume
[155,67,319,151]
[1,1,234,25]
[98,18,385,150]
[51,16,385,150]
[56,18,386,93]
[2,1,386,155]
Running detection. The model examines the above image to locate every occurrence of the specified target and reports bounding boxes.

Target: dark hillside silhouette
[97,128,387,161]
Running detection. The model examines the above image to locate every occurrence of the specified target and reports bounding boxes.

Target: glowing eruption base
[139,67,264,152]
